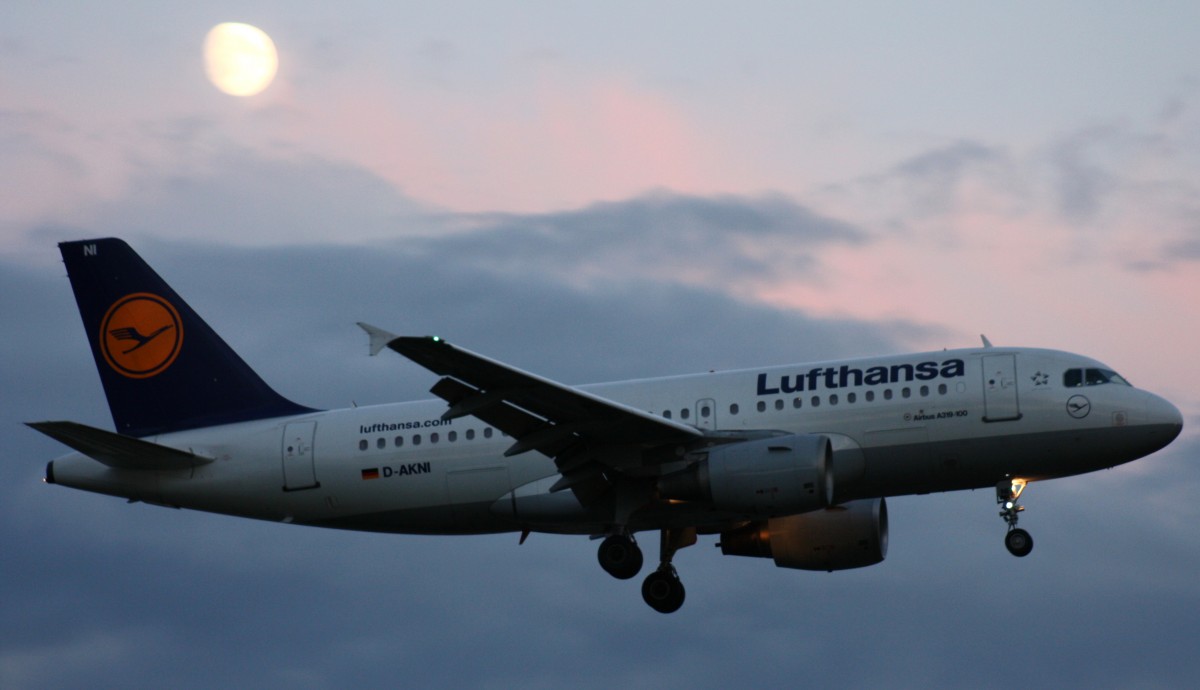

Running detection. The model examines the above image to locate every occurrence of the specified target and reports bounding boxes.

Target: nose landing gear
[997,477,1033,557]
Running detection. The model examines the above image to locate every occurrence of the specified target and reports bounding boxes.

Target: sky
[2,2,1199,688]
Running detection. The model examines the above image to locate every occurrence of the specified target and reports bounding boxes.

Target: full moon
[203,23,278,97]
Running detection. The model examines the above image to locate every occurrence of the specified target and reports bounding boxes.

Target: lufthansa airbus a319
[31,239,1183,613]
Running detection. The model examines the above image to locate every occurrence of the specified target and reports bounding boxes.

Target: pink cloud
[262,69,735,214]
[744,184,1200,408]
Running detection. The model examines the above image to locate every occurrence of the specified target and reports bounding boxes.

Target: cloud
[423,192,867,301]
[1047,126,1122,222]
[817,138,1028,243]
[256,66,743,213]
[2,232,915,689]
[4,202,1198,689]
[0,109,92,240]
[4,5,1200,686]
[790,114,1200,402]
[1162,236,1200,261]
[11,142,437,252]
[890,140,1011,216]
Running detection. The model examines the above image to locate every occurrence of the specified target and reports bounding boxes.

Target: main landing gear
[641,567,684,614]
[996,477,1034,558]
[597,533,643,580]
[597,528,695,613]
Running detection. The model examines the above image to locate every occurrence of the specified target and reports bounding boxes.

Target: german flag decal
[361,468,380,480]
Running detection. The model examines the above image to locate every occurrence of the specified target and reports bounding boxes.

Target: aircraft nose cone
[1144,394,1183,450]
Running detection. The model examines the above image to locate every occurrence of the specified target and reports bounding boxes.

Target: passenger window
[700,405,711,418]
[413,434,422,446]
[757,401,766,412]
[358,439,368,451]
[466,429,475,440]
[376,438,385,449]
[775,399,784,411]
[920,385,929,397]
[884,389,893,400]
[484,428,493,439]
[430,433,439,444]
[680,408,690,420]
[810,396,820,408]
[847,392,856,403]
[729,403,739,415]
[938,383,947,395]
[793,397,802,409]
[663,410,672,419]
[448,431,457,442]
[394,436,404,447]
[866,390,875,402]
[902,387,911,398]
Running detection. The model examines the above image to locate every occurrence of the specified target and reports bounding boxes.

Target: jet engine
[718,498,888,571]
[658,434,831,516]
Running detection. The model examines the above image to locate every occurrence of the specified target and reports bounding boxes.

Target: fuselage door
[695,398,717,430]
[282,421,320,491]
[982,354,1021,422]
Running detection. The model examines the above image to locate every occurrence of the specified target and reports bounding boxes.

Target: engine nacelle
[658,434,831,517]
[718,497,888,571]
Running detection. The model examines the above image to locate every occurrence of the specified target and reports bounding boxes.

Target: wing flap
[27,421,213,471]
[359,329,707,505]
[429,376,581,458]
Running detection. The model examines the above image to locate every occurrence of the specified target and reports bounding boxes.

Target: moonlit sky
[3,3,1199,688]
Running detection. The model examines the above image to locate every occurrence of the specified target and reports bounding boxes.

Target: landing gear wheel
[1005,528,1034,557]
[996,477,1033,557]
[598,534,643,580]
[641,568,685,614]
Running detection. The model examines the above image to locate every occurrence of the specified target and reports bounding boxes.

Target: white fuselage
[48,346,1182,536]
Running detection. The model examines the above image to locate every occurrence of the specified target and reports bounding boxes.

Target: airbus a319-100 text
[31,239,1183,612]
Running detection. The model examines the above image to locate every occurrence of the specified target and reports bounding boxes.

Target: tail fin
[59,238,315,437]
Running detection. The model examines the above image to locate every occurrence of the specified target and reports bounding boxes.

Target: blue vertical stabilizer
[59,238,315,437]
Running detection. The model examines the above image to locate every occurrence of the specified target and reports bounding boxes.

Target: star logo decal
[1030,371,1049,386]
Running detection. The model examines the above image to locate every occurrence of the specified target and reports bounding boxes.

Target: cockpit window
[1064,369,1082,388]
[1064,368,1131,387]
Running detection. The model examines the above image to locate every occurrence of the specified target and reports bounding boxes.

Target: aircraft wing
[359,325,704,495]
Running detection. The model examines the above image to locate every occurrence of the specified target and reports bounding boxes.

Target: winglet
[981,334,994,348]
[357,322,397,357]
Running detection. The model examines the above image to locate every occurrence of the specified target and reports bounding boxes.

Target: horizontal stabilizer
[27,420,213,471]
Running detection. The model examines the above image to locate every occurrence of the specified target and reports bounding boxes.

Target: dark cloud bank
[2,185,1197,689]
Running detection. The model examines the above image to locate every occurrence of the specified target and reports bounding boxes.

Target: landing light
[1009,478,1027,498]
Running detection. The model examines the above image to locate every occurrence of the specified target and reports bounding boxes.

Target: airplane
[31,238,1183,613]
